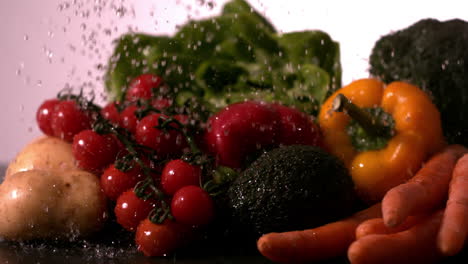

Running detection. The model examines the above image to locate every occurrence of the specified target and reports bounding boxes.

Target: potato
[6,136,78,178]
[0,170,107,241]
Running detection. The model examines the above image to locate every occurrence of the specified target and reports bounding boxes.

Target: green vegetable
[227,145,358,238]
[369,18,468,146]
[104,0,342,115]
[221,0,276,33]
[276,30,342,93]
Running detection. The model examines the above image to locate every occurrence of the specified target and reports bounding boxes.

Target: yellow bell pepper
[319,78,445,202]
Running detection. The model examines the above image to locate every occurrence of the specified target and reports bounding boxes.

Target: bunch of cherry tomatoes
[35,73,324,256]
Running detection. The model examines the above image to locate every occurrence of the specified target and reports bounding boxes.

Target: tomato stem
[156,116,202,155]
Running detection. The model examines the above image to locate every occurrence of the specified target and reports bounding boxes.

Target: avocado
[227,145,357,238]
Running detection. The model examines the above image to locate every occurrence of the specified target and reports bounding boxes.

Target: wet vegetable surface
[0,163,466,264]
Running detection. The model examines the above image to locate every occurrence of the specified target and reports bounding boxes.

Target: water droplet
[115,6,126,17]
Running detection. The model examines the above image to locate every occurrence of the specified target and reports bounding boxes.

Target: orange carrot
[382,145,467,227]
[438,153,468,256]
[348,211,444,264]
[257,203,381,264]
[355,214,425,240]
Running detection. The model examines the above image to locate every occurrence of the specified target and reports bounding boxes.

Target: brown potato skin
[56,170,108,238]
[6,136,78,178]
[0,170,107,241]
[0,170,63,240]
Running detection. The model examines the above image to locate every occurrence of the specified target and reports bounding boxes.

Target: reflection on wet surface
[0,241,273,264]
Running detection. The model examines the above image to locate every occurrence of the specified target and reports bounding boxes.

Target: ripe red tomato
[50,100,92,142]
[72,130,120,173]
[204,101,280,168]
[126,74,164,102]
[135,113,188,158]
[101,102,121,125]
[271,103,323,147]
[36,98,60,136]
[100,164,144,200]
[161,159,201,195]
[152,98,172,110]
[115,190,154,232]
[174,114,189,125]
[119,105,140,135]
[171,186,214,227]
[135,219,189,257]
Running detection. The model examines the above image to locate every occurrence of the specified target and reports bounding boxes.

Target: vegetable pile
[3,1,468,263]
[21,74,329,255]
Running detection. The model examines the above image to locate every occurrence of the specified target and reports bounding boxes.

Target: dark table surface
[0,242,273,264]
[0,240,467,264]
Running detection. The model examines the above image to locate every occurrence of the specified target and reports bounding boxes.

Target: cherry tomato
[109,134,127,157]
[101,102,121,125]
[36,98,60,136]
[174,114,189,125]
[135,113,188,158]
[115,190,154,231]
[50,100,91,142]
[100,164,144,200]
[72,130,120,173]
[271,103,324,147]
[171,186,214,227]
[204,101,280,168]
[50,100,92,142]
[135,219,189,257]
[126,74,164,102]
[152,98,172,110]
[161,159,201,195]
[119,105,140,135]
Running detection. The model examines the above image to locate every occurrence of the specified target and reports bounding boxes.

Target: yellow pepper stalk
[318,78,445,202]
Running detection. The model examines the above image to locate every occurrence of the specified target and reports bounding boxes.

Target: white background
[1,0,468,165]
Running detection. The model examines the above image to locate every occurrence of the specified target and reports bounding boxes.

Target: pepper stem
[332,93,388,137]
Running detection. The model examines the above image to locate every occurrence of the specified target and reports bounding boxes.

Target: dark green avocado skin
[227,145,358,238]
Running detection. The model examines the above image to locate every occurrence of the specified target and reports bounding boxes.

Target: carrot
[355,214,425,239]
[438,153,468,256]
[256,203,381,264]
[348,211,444,264]
[382,144,467,227]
